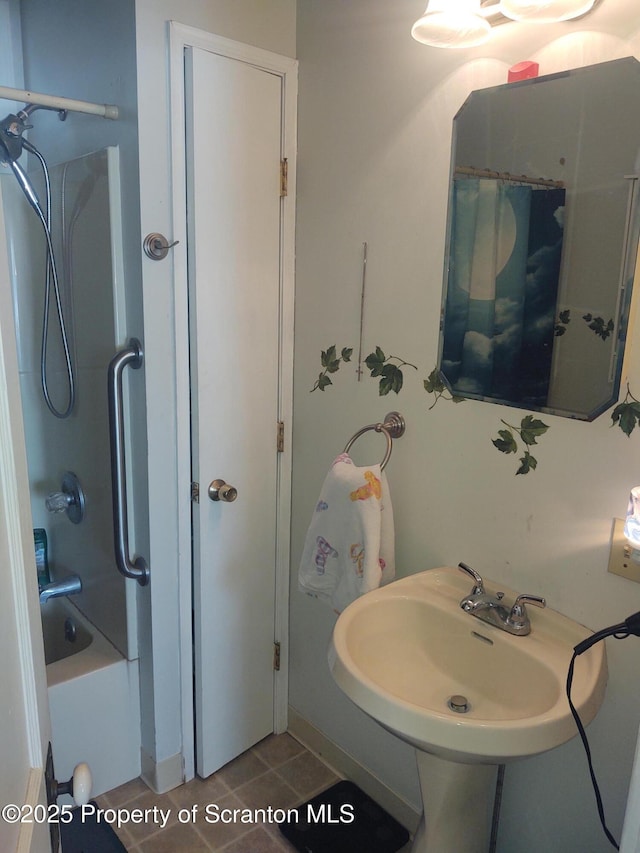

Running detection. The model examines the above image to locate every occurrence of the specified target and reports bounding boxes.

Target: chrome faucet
[39,574,82,604]
[457,563,545,636]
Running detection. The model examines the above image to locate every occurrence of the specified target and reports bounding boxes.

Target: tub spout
[39,575,82,604]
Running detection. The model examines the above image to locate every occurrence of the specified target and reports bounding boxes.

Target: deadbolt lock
[208,479,238,503]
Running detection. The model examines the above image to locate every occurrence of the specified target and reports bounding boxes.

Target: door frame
[168,22,297,781]
[0,183,52,853]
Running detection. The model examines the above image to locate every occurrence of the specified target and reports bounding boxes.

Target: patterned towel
[298,453,395,612]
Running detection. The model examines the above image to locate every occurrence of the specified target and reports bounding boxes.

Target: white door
[0,188,53,853]
[186,45,285,778]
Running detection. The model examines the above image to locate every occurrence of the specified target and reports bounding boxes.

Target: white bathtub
[41,598,141,798]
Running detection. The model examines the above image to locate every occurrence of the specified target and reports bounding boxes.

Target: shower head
[0,111,30,164]
[0,102,68,165]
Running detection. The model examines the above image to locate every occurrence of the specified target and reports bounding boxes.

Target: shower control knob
[208,479,238,503]
[45,472,85,524]
[46,491,72,513]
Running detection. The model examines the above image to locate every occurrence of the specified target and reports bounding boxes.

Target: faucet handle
[508,593,546,628]
[458,562,485,596]
[513,593,546,610]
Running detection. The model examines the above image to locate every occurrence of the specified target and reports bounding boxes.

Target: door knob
[208,479,238,502]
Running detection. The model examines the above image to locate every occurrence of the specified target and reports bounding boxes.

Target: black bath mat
[60,800,128,853]
[279,780,409,853]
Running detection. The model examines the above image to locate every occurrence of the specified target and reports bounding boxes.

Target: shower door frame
[0,184,52,853]
[168,23,297,781]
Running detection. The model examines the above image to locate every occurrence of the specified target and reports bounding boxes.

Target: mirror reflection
[438,58,640,421]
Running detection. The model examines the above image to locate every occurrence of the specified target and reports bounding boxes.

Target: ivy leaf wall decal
[364,348,417,396]
[423,368,465,409]
[519,415,549,446]
[492,429,518,455]
[583,314,615,341]
[516,451,538,475]
[611,385,640,436]
[554,308,571,337]
[311,345,353,392]
[492,416,549,475]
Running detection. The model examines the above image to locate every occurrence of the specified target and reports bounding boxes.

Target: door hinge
[273,641,281,671]
[191,481,200,503]
[277,421,285,453]
[280,158,288,197]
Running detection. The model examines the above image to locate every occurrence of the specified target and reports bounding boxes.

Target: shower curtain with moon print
[441,177,565,407]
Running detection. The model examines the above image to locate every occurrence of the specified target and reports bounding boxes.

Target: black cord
[566,651,619,850]
[567,611,640,850]
[567,612,640,849]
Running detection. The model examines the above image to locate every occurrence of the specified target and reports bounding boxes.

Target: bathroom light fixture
[499,0,596,23]
[411,0,602,48]
[624,486,640,562]
[411,0,491,49]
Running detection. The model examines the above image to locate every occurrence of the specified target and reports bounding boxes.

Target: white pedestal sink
[329,566,608,853]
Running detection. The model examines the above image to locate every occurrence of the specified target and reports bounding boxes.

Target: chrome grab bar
[107,338,149,586]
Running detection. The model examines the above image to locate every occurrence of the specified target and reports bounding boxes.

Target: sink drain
[447,694,470,714]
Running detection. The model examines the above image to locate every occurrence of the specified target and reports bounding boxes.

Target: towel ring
[343,411,406,470]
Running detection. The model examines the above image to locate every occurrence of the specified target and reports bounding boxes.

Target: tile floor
[97,733,344,852]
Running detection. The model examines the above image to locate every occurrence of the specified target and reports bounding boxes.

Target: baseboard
[140,748,183,794]
[287,706,420,834]
[17,769,51,853]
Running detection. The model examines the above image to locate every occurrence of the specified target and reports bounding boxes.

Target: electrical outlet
[608,518,640,583]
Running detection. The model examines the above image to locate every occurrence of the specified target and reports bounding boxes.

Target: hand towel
[298,453,395,612]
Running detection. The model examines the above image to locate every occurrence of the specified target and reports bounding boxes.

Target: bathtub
[41,598,141,798]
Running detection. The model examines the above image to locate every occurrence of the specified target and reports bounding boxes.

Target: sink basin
[329,566,607,764]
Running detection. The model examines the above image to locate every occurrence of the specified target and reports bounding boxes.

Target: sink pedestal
[412,751,498,853]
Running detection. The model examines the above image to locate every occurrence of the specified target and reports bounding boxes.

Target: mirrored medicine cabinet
[438,57,640,421]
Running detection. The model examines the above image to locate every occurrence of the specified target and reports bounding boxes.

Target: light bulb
[624,486,640,560]
[411,0,491,49]
[499,0,596,24]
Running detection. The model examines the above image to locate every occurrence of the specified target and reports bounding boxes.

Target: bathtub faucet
[39,575,82,604]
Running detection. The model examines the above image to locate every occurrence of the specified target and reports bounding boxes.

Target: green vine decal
[311,345,353,392]
[583,313,614,341]
[555,308,616,340]
[311,347,555,474]
[423,368,465,409]
[492,415,549,475]
[364,347,417,396]
[310,345,416,395]
[554,309,571,337]
[611,385,640,436]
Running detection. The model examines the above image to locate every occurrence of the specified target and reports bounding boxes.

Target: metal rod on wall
[357,241,368,381]
[455,165,564,189]
[0,85,119,120]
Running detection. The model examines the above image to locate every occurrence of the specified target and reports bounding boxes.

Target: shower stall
[1,0,297,810]
[0,91,143,797]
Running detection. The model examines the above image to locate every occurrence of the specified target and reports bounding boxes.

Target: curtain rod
[0,85,119,120]
[455,166,564,189]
